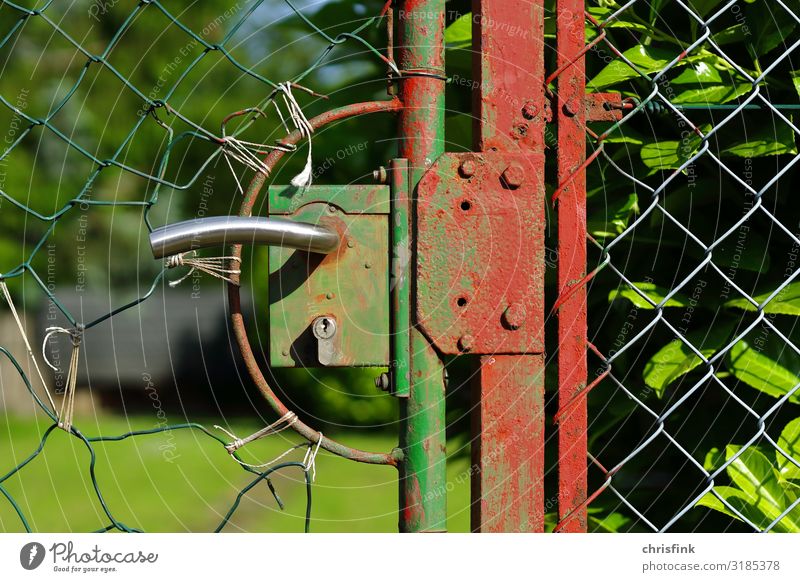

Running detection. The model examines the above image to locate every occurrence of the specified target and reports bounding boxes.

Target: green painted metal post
[396,0,448,532]
[390,159,411,398]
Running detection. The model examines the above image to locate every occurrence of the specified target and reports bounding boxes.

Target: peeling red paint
[555,0,589,533]
[416,152,545,355]
[466,1,547,533]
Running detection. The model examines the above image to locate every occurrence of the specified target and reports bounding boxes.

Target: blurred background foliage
[446,0,800,531]
[1,0,799,532]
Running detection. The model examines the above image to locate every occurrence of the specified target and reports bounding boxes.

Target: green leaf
[704,447,725,471]
[792,71,800,100]
[648,0,670,25]
[727,340,800,403]
[672,82,752,105]
[593,123,648,146]
[588,45,683,91]
[588,509,632,533]
[778,418,800,481]
[746,0,798,58]
[588,192,639,239]
[608,282,690,309]
[640,128,706,172]
[643,324,732,397]
[696,485,771,526]
[445,13,472,48]
[722,120,798,158]
[686,0,728,17]
[604,132,645,146]
[781,479,800,502]
[726,282,800,315]
[726,446,781,501]
[713,24,753,46]
[672,60,723,85]
[725,445,800,531]
[586,6,650,33]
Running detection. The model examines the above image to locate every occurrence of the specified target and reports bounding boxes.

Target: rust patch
[415,152,545,355]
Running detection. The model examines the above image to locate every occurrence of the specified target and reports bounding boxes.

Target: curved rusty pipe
[229,99,404,466]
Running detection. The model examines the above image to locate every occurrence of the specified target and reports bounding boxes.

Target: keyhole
[313,316,337,340]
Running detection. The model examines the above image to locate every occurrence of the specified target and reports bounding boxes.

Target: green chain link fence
[0,0,394,533]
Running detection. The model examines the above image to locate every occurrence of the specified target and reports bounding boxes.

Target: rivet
[347,240,355,248]
[282,349,289,357]
[457,334,474,353]
[502,303,527,330]
[522,101,538,120]
[374,372,390,391]
[459,159,476,178]
[364,262,372,269]
[563,99,580,117]
[373,166,388,184]
[326,292,334,300]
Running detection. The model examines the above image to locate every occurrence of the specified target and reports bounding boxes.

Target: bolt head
[522,101,538,120]
[374,372,390,391]
[502,303,527,330]
[373,166,388,184]
[459,159,476,178]
[364,261,372,269]
[563,99,580,117]
[457,334,475,353]
[502,164,525,189]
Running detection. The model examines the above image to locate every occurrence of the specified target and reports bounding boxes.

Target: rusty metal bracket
[543,92,624,123]
[415,152,545,356]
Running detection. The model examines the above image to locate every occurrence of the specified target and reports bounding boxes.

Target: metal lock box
[267,185,390,368]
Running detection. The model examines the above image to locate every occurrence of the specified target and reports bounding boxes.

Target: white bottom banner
[1,533,798,581]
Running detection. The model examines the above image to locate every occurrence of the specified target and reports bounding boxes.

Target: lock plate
[268,185,390,368]
[415,152,545,355]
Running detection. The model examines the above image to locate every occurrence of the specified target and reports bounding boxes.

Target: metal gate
[2,0,799,533]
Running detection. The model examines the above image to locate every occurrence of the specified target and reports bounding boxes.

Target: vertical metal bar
[390,158,411,398]
[471,355,545,532]
[556,0,588,532]
[473,0,546,153]
[396,0,448,533]
[470,0,546,533]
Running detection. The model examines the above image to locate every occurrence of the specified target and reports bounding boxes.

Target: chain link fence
[0,0,394,533]
[6,0,799,535]
[576,0,800,532]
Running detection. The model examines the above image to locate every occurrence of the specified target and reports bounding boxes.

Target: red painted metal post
[555,0,589,532]
[470,0,546,533]
[396,0,448,533]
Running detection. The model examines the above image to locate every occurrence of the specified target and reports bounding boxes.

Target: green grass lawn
[0,414,471,532]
